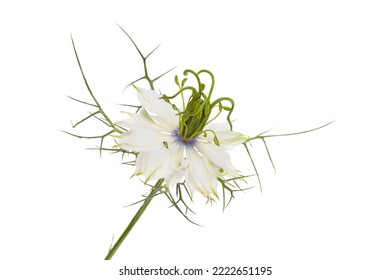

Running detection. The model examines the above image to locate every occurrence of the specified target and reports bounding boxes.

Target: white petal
[165,169,185,187]
[196,142,240,178]
[134,148,176,183]
[119,127,171,152]
[117,108,176,152]
[185,147,218,197]
[135,87,178,129]
[117,110,158,130]
[163,141,186,186]
[117,109,174,135]
[203,122,248,149]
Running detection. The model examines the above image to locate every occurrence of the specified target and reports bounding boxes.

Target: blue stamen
[173,130,197,147]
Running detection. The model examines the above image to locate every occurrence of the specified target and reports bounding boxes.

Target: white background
[1,0,389,279]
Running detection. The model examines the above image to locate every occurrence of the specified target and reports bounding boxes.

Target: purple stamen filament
[173,129,197,147]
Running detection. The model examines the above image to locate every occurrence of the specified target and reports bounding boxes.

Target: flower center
[162,69,236,146]
[173,129,198,147]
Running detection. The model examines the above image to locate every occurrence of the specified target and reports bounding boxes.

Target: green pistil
[163,69,235,144]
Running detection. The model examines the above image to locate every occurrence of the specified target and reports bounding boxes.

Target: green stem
[104,179,164,260]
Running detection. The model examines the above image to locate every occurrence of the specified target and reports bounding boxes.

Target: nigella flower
[117,81,248,198]
[67,30,331,260]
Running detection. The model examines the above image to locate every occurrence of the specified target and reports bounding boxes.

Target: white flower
[118,87,248,198]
